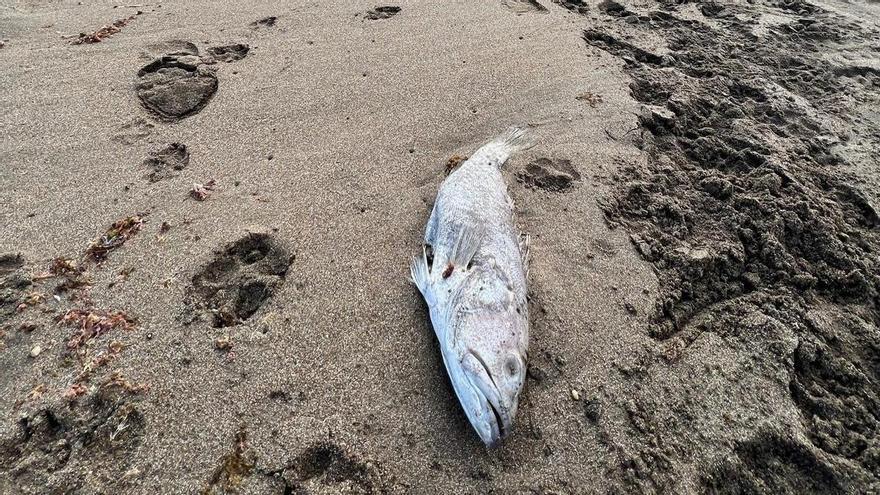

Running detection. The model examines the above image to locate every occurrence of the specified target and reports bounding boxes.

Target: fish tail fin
[469,126,536,169]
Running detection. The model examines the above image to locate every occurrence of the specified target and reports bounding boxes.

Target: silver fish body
[411,127,532,447]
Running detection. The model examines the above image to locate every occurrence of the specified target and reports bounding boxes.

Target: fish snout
[461,350,523,447]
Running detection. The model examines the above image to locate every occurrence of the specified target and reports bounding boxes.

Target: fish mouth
[462,349,512,447]
[437,338,518,447]
[469,350,507,436]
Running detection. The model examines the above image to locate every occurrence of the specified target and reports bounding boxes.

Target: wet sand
[1,0,878,493]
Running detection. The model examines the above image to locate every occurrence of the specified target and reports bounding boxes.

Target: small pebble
[570,389,580,401]
[123,467,142,479]
[29,345,42,358]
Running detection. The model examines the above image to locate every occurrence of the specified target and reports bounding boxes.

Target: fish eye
[506,358,519,376]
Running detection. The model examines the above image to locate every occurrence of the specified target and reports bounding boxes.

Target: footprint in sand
[286,442,384,493]
[363,6,401,20]
[135,42,248,121]
[143,143,189,182]
[553,0,590,15]
[502,0,549,14]
[112,118,154,145]
[251,16,278,28]
[517,158,582,192]
[141,40,199,58]
[135,46,218,121]
[185,233,294,328]
[0,253,30,318]
[1,397,147,489]
[206,43,249,63]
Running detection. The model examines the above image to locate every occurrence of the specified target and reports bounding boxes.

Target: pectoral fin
[425,202,440,246]
[449,222,484,270]
[410,246,436,307]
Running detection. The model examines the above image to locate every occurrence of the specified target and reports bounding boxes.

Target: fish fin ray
[449,222,484,269]
[410,247,436,307]
[469,125,536,169]
[425,201,439,245]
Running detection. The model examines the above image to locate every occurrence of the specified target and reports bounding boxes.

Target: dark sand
[1,0,878,493]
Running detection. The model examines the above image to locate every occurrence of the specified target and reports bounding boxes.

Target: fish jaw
[420,262,528,447]
[435,314,526,448]
[439,344,507,447]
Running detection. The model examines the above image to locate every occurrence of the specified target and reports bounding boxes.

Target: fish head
[447,302,528,448]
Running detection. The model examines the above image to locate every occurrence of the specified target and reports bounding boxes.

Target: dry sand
[0,0,878,493]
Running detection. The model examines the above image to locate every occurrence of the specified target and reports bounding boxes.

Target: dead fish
[411,127,533,447]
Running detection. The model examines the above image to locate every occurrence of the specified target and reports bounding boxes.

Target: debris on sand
[107,267,134,288]
[157,221,172,241]
[16,291,47,312]
[47,257,78,276]
[575,91,603,107]
[101,371,149,394]
[27,384,47,401]
[250,16,277,28]
[444,154,468,176]
[63,383,88,400]
[69,342,124,386]
[214,335,233,351]
[190,180,216,201]
[364,6,401,20]
[31,256,92,298]
[85,215,145,262]
[70,14,138,45]
[61,308,135,351]
[202,427,255,495]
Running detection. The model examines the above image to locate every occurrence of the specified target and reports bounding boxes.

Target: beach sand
[1,0,878,493]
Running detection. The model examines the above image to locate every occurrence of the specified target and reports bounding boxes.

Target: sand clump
[589,0,880,491]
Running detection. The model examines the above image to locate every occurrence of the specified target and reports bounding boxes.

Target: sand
[0,0,878,493]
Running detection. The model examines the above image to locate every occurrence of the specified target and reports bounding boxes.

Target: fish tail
[469,126,536,169]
